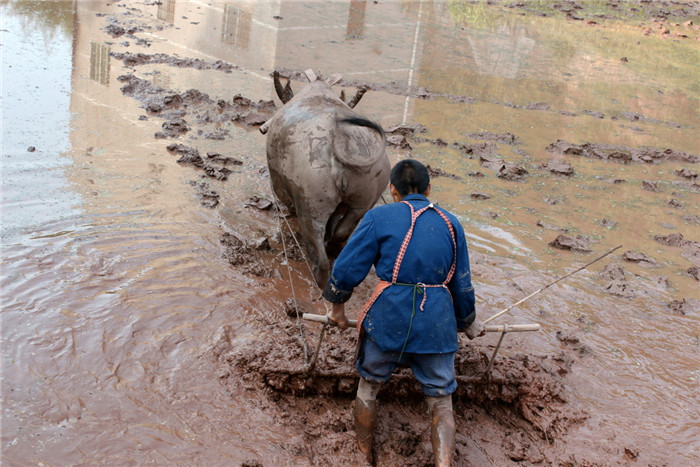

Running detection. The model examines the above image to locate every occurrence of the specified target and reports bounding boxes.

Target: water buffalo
[261,70,390,288]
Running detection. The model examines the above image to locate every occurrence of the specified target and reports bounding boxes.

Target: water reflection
[1,1,698,465]
[222,4,252,48]
[157,0,176,24]
[1,0,73,39]
[0,1,79,240]
[467,24,535,79]
[89,42,110,86]
[346,0,367,40]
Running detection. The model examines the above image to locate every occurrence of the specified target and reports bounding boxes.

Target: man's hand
[327,302,349,330]
[465,320,485,340]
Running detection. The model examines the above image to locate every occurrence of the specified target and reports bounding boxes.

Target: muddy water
[1,1,698,465]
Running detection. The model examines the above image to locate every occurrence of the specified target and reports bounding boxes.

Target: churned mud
[5,1,698,466]
[213,299,586,466]
[104,3,698,461]
[107,72,697,467]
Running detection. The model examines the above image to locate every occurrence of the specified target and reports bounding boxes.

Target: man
[322,159,484,466]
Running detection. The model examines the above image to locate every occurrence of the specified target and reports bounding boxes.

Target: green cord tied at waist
[393,281,448,361]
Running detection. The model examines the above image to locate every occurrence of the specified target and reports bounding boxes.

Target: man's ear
[424,184,432,197]
[389,184,402,202]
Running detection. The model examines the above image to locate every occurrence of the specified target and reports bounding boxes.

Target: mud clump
[384,124,430,150]
[666,298,700,315]
[600,263,626,282]
[688,266,700,281]
[206,152,243,166]
[547,139,699,164]
[188,181,220,208]
[653,232,691,247]
[623,250,657,267]
[166,144,234,181]
[243,196,274,211]
[454,141,499,158]
[167,143,204,167]
[668,198,684,208]
[653,233,700,265]
[385,123,427,136]
[160,117,189,137]
[556,331,588,356]
[117,74,276,130]
[675,168,698,180]
[201,128,229,140]
[111,52,237,73]
[385,134,412,150]
[642,180,660,192]
[467,131,519,145]
[479,155,529,181]
[220,232,276,278]
[600,263,636,298]
[425,164,462,180]
[498,162,529,181]
[202,165,232,181]
[543,157,575,176]
[548,234,592,253]
[536,220,568,232]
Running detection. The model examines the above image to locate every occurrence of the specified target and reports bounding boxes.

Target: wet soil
[107,2,699,459]
[2,1,699,466]
[214,318,586,466]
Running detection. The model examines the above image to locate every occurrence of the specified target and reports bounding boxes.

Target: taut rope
[270,191,330,374]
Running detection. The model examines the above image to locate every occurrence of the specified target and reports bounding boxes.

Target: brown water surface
[2,1,698,465]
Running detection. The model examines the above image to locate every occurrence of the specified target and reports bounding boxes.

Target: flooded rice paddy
[1,1,699,465]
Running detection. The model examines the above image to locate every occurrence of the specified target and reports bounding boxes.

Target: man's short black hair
[390,159,430,196]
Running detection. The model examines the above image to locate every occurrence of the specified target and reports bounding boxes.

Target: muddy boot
[354,378,381,465]
[427,395,456,467]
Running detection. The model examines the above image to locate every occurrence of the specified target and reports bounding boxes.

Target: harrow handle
[301,313,540,332]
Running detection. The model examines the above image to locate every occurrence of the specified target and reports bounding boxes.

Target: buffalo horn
[273,71,294,104]
[347,86,367,109]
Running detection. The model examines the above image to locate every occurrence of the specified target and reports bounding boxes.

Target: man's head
[389,159,431,201]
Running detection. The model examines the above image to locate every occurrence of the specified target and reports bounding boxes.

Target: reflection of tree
[157,0,176,24]
[222,4,251,48]
[448,0,491,29]
[2,0,73,42]
[466,25,535,79]
[399,0,419,15]
[346,0,366,40]
[419,2,535,80]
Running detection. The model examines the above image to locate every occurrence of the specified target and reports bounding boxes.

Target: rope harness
[356,201,458,359]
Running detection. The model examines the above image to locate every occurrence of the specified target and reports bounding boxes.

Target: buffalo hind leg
[298,211,332,288]
[325,206,367,260]
[324,202,349,259]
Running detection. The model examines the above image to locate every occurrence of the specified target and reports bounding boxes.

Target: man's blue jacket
[323,194,476,354]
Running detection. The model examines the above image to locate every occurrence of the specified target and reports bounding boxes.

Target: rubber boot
[354,396,377,465]
[428,395,456,467]
[354,378,380,465]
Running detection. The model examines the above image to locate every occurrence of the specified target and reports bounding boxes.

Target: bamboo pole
[483,244,622,324]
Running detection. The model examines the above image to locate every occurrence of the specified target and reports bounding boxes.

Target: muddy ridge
[112,51,238,72]
[214,318,586,465]
[547,139,699,165]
